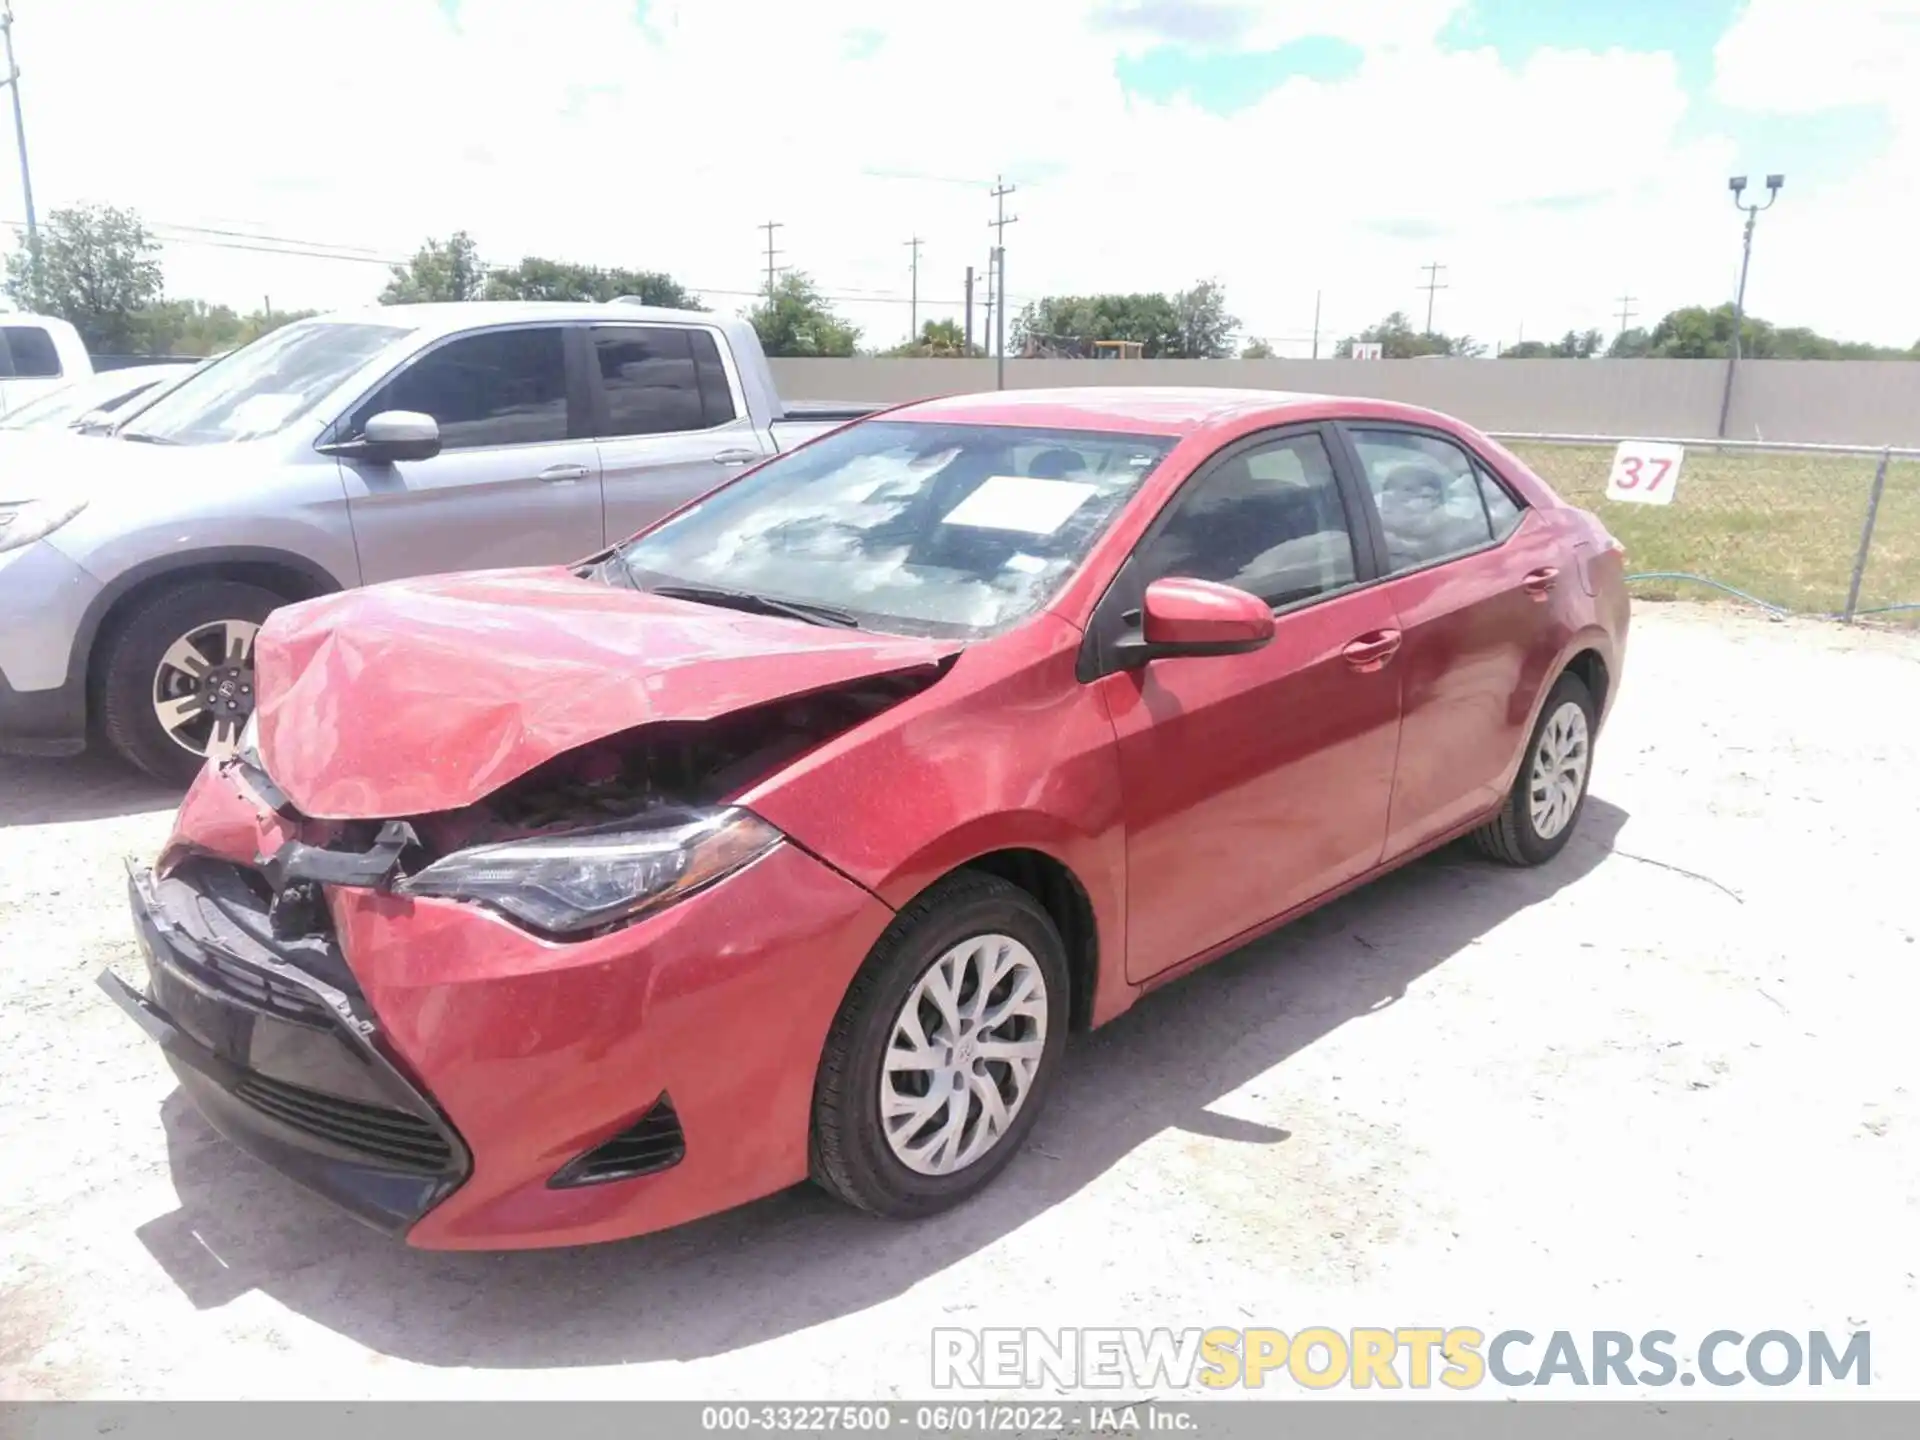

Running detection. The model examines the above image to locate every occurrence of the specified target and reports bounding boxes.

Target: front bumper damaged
[100,861,470,1234]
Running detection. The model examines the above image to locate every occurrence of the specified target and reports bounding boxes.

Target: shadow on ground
[136,799,1627,1368]
[0,753,181,828]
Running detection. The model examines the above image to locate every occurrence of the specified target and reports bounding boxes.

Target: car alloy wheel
[880,932,1049,1176]
[151,618,261,760]
[1528,699,1590,841]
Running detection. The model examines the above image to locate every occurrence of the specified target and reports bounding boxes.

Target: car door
[333,324,605,584]
[1338,424,1574,857]
[586,322,771,544]
[1090,426,1405,984]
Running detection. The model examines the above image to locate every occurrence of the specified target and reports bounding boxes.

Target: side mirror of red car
[1114,577,1276,669]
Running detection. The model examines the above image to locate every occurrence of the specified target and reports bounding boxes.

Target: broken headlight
[399,806,781,937]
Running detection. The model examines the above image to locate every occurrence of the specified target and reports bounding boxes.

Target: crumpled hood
[254,568,959,819]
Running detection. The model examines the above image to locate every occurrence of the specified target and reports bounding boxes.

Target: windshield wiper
[650,583,861,629]
[115,429,176,445]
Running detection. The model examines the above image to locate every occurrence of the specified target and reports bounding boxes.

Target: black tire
[96,579,288,783]
[1470,670,1596,867]
[811,870,1070,1218]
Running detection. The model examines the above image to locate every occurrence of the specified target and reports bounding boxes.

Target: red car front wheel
[810,870,1069,1218]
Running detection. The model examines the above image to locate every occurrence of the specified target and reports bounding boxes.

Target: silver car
[0,301,875,779]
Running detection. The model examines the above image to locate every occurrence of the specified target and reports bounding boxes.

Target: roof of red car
[893,386,1338,436]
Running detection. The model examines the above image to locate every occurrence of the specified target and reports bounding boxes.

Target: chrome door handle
[712,448,761,467]
[1341,629,1403,673]
[537,464,592,483]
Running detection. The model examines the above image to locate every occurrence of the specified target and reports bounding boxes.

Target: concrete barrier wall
[770,357,1920,447]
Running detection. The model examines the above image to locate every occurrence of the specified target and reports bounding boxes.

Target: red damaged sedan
[101,388,1627,1250]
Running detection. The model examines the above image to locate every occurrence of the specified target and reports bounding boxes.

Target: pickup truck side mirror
[1112,577,1276,669]
[319,410,442,464]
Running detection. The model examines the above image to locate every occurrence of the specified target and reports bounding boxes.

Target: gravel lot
[3,602,1916,1401]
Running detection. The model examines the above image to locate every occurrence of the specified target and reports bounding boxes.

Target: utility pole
[1614,293,1637,335]
[904,235,922,344]
[758,220,784,299]
[964,265,975,355]
[982,250,996,364]
[1419,262,1448,334]
[1717,173,1783,437]
[1,0,37,276]
[989,175,1018,388]
[1311,290,1322,359]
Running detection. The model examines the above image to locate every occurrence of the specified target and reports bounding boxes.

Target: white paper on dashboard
[224,393,307,434]
[941,476,1097,535]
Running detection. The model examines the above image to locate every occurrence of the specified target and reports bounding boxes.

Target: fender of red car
[252,567,960,819]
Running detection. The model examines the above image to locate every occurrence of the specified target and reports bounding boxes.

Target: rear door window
[1350,429,1499,572]
[593,325,737,436]
[1477,462,1524,539]
[690,330,738,426]
[1,325,64,378]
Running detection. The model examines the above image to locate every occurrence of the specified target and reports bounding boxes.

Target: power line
[1,215,1011,310]
[1420,261,1448,333]
[758,219,783,299]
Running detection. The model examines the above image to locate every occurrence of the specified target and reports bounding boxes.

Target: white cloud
[1,0,1914,351]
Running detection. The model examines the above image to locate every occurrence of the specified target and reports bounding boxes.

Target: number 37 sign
[1605,441,1684,506]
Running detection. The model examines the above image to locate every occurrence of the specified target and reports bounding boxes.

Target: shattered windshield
[610,420,1177,638]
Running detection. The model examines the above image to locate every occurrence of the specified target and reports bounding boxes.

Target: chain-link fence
[1491,434,1920,627]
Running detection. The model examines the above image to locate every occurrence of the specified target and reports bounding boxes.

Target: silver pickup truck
[0,300,882,779]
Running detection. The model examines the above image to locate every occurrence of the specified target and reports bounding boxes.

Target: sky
[2,0,1917,355]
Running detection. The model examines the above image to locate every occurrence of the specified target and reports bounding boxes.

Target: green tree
[381,232,487,304]
[483,256,699,308]
[1241,338,1277,359]
[3,204,165,353]
[885,317,979,357]
[1172,280,1239,358]
[1013,284,1240,357]
[131,300,319,356]
[1337,311,1483,359]
[1615,305,1914,359]
[747,272,859,357]
[1013,293,1182,356]
[1608,327,1653,358]
[1501,329,1604,359]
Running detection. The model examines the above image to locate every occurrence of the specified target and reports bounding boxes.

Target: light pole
[1716,172,1783,437]
[1,0,37,283]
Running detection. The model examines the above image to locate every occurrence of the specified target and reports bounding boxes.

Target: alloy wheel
[1528,699,1590,841]
[880,933,1049,1176]
[151,618,261,760]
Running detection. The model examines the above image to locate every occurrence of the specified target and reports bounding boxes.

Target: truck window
[592,325,734,437]
[691,331,737,427]
[353,326,570,449]
[1,325,64,378]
